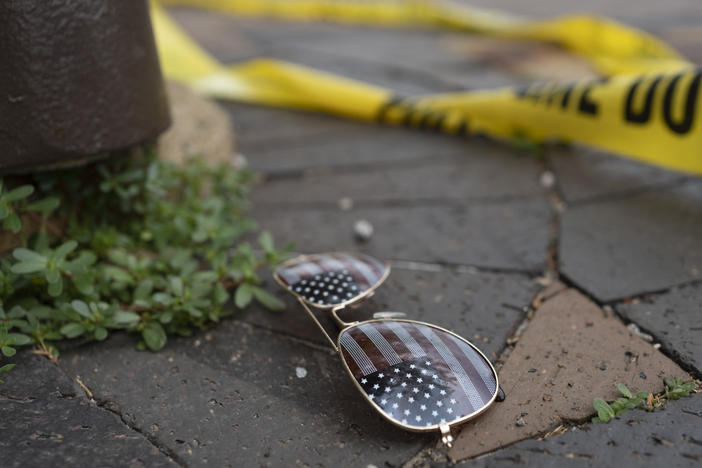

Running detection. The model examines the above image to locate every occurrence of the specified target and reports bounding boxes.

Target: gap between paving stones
[541,156,700,379]
[559,268,702,374]
[448,287,689,462]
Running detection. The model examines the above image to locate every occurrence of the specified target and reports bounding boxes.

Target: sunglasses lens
[275,252,388,307]
[339,320,497,429]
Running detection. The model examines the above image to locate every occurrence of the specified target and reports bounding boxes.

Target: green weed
[0,148,291,381]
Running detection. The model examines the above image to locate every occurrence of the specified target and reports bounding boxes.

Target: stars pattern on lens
[290,269,360,305]
[358,358,464,427]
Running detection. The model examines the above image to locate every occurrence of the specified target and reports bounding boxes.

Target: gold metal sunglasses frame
[273,252,502,447]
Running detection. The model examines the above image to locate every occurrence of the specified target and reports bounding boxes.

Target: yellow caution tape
[152,1,702,176]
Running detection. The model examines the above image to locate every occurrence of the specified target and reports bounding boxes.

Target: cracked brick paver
[460,394,702,467]
[0,354,177,467]
[617,283,702,378]
[59,324,425,467]
[449,287,687,461]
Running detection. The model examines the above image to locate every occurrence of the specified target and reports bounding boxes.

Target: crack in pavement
[91,397,189,468]
[54,362,187,468]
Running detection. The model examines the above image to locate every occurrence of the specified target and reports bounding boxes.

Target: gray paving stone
[252,144,543,205]
[560,179,702,302]
[617,282,702,377]
[253,198,551,272]
[242,123,492,174]
[0,353,175,468]
[59,324,426,468]
[240,267,540,361]
[549,146,687,204]
[455,0,702,29]
[226,102,368,151]
[169,8,523,93]
[459,394,702,467]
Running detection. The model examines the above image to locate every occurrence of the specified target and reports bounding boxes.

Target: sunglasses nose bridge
[330,304,360,329]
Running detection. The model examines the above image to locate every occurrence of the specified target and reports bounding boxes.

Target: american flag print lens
[339,321,498,429]
[274,253,388,307]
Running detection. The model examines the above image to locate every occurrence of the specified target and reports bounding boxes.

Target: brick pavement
[2,2,702,467]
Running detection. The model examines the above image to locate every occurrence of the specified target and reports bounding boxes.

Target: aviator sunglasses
[274,252,505,447]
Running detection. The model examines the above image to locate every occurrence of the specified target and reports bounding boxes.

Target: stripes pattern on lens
[339,321,497,429]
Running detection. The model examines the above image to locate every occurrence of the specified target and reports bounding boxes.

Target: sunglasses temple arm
[297,297,339,352]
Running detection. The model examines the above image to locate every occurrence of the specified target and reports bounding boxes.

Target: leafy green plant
[592,377,697,423]
[0,148,291,381]
[663,376,697,401]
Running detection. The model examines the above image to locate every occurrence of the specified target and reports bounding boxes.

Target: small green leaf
[215,282,229,305]
[45,268,61,284]
[251,286,285,311]
[60,322,86,339]
[169,276,184,297]
[617,383,632,399]
[152,292,173,306]
[258,231,274,253]
[71,300,92,318]
[54,240,78,259]
[142,322,167,351]
[11,260,46,274]
[235,283,253,309]
[1,345,16,357]
[47,278,63,297]
[27,196,60,215]
[4,185,34,202]
[94,327,108,341]
[113,310,140,326]
[12,248,46,263]
[73,273,94,295]
[593,398,614,422]
[0,363,16,374]
[4,212,21,233]
[681,382,697,393]
[7,333,31,346]
[102,266,133,285]
[134,279,154,301]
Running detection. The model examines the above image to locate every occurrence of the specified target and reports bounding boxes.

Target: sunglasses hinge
[298,297,339,352]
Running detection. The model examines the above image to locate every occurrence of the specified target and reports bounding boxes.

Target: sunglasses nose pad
[372,311,407,319]
[496,386,506,402]
[274,252,389,308]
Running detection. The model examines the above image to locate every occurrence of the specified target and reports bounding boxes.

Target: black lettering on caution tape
[376,95,468,134]
[662,70,701,135]
[624,75,663,124]
[623,68,701,135]
[515,79,606,117]
[578,78,608,116]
